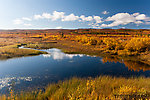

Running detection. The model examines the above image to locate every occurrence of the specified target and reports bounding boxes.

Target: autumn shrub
[125,38,150,52]
[115,44,124,50]
[87,37,97,45]
[76,36,98,45]
[25,43,53,49]
[97,39,103,45]
[75,35,89,44]
[103,38,119,50]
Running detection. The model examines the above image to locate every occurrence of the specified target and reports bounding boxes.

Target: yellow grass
[1,76,150,100]
[0,44,47,59]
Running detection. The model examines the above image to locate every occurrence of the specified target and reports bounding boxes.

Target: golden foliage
[1,76,150,100]
[125,37,150,52]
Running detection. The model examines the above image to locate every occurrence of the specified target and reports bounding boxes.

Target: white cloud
[62,13,79,21]
[106,13,135,22]
[55,26,62,29]
[135,14,147,20]
[42,13,52,19]
[51,11,65,21]
[100,13,149,28]
[102,11,109,15]
[34,11,65,21]
[32,11,103,24]
[100,24,109,28]
[132,13,140,16]
[34,14,43,20]
[93,16,102,23]
[24,23,32,26]
[89,23,100,28]
[80,15,93,21]
[134,21,143,24]
[22,17,32,21]
[34,13,52,20]
[13,11,150,29]
[135,14,150,21]
[103,13,135,27]
[13,19,23,25]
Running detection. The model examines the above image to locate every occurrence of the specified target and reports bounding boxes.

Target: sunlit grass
[0,44,47,59]
[0,30,149,99]
[1,76,150,100]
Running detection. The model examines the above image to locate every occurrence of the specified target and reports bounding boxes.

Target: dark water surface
[0,48,150,94]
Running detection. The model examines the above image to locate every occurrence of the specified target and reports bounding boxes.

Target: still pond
[0,48,150,94]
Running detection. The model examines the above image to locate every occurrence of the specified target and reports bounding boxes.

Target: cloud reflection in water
[42,48,85,60]
[0,77,32,90]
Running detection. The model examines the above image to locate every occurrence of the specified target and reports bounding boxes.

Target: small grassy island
[0,44,47,59]
[0,29,150,100]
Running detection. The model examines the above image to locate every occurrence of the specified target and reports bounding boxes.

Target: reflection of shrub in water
[102,57,150,72]
[124,61,150,72]
[102,57,123,64]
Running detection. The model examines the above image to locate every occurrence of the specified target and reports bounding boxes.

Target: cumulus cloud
[100,13,150,28]
[13,11,150,28]
[103,13,136,27]
[89,23,100,28]
[22,17,32,21]
[34,11,65,21]
[135,14,147,20]
[135,14,150,21]
[80,15,93,21]
[102,11,109,15]
[34,13,52,20]
[13,19,23,25]
[42,13,52,19]
[32,11,103,23]
[62,13,79,21]
[34,14,43,20]
[106,13,134,22]
[51,11,65,21]
[93,16,102,23]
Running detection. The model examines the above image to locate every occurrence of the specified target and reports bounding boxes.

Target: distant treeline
[0,29,150,35]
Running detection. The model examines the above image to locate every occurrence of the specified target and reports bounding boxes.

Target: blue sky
[0,0,150,29]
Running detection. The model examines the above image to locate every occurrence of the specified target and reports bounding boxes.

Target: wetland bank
[0,29,150,99]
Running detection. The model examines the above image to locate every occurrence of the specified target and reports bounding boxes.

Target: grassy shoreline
[24,39,150,66]
[0,29,149,99]
[0,44,47,60]
[1,76,150,100]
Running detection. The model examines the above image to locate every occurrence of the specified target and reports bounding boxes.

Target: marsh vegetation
[0,29,150,99]
[1,76,150,100]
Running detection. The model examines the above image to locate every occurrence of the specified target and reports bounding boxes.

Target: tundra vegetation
[0,29,150,99]
[1,76,150,100]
